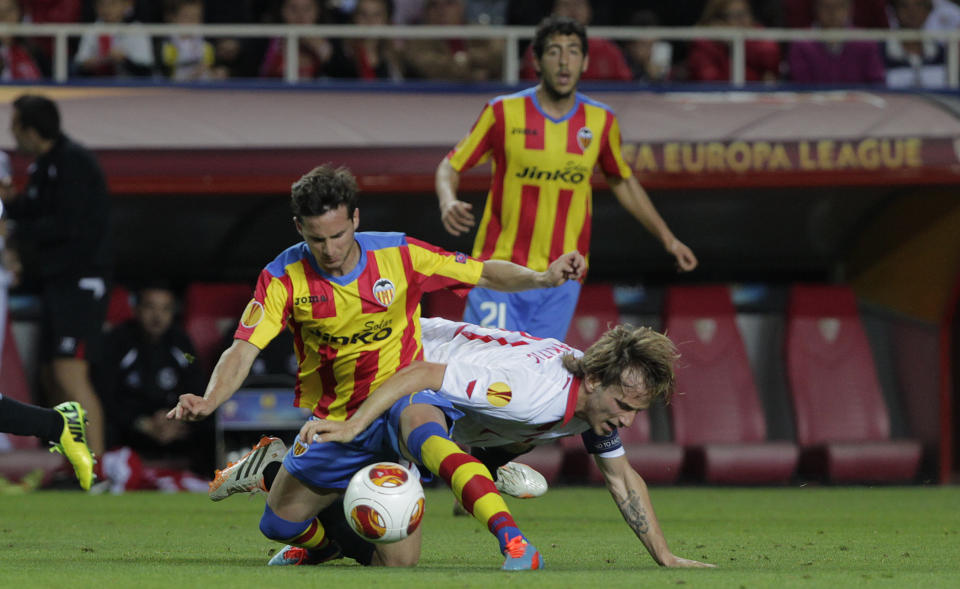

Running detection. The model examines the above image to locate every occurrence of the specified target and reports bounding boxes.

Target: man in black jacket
[98,284,212,476]
[2,94,112,457]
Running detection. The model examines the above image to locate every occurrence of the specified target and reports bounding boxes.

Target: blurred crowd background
[1,0,958,88]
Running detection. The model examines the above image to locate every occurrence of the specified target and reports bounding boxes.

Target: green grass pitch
[1,486,958,588]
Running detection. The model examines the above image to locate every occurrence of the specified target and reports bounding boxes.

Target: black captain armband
[581,429,623,455]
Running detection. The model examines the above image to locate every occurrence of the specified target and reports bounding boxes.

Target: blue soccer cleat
[502,535,543,571]
[267,543,342,566]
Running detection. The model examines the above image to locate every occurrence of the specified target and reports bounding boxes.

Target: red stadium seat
[786,285,922,483]
[565,284,683,485]
[565,283,619,351]
[558,412,683,485]
[105,285,134,328]
[557,434,593,482]
[184,282,253,374]
[578,411,684,485]
[619,412,684,484]
[512,441,565,484]
[665,286,798,484]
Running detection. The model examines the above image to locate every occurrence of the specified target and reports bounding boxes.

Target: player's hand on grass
[300,418,362,445]
[440,200,475,236]
[166,394,216,422]
[667,239,698,272]
[543,250,586,286]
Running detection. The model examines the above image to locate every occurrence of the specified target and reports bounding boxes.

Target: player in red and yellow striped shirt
[169,164,584,567]
[437,16,698,341]
[233,232,480,421]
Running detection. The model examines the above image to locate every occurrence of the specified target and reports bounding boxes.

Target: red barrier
[939,272,960,484]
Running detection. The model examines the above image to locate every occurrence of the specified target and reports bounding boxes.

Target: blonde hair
[562,325,679,405]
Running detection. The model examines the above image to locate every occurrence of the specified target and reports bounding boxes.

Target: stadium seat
[575,411,684,485]
[786,285,922,483]
[563,284,683,485]
[512,441,565,484]
[105,284,134,328]
[664,286,798,484]
[565,283,619,351]
[557,434,593,483]
[617,412,685,484]
[184,282,253,374]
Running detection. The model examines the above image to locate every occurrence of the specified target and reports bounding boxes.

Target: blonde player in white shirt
[292,317,714,569]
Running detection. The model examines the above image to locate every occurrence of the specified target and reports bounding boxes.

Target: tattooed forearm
[616,489,650,535]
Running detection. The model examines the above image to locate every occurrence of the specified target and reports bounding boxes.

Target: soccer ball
[343,462,425,543]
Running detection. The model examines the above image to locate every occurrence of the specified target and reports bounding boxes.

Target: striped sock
[260,503,331,550]
[407,422,526,554]
[284,517,331,550]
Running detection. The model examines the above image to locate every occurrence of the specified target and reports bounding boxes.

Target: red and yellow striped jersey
[234,232,484,420]
[447,88,632,272]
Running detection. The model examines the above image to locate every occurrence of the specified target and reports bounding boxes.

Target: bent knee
[400,403,447,433]
[259,504,309,542]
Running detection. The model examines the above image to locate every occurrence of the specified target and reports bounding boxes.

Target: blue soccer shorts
[463,279,581,341]
[282,391,463,489]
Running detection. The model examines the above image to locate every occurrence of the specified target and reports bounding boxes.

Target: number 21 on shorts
[479,301,507,329]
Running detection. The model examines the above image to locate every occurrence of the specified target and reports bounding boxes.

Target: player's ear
[581,54,589,74]
[584,374,601,395]
[352,207,360,229]
[293,216,303,236]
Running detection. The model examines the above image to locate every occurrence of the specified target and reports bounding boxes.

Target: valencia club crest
[576,127,593,151]
[372,278,396,307]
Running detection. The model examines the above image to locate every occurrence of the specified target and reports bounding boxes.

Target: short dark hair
[13,94,61,140]
[291,164,359,219]
[132,279,175,304]
[531,15,588,60]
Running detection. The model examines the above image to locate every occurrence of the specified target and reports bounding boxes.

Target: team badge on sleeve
[240,300,264,328]
[486,382,512,407]
[372,278,396,307]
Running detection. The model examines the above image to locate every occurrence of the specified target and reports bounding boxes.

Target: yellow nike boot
[50,402,95,491]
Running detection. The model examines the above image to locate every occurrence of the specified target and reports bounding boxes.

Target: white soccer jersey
[420,317,591,448]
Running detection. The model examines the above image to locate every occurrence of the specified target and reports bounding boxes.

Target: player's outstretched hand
[544,250,586,286]
[668,239,698,272]
[166,394,216,422]
[440,200,475,236]
[300,418,362,445]
[663,555,716,568]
